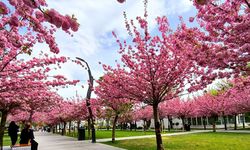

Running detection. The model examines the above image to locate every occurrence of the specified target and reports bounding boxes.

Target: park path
[3,132,124,150]
[34,132,125,150]
[216,130,250,134]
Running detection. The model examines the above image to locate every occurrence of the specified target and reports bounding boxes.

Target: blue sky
[31,0,198,98]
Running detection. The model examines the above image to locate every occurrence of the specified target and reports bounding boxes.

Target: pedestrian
[20,123,38,150]
[20,123,34,144]
[8,121,19,148]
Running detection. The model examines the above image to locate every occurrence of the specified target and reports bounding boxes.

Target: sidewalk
[4,132,124,150]
[97,130,212,142]
[36,132,125,150]
[217,130,250,134]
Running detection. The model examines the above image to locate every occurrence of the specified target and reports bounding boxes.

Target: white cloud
[39,0,195,98]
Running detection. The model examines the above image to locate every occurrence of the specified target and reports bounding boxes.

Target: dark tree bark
[202,116,207,130]
[161,119,164,132]
[28,110,34,123]
[152,104,164,150]
[143,120,146,131]
[0,111,8,150]
[69,121,72,135]
[223,115,227,130]
[167,116,172,132]
[52,125,55,133]
[55,124,57,133]
[242,114,246,129]
[212,116,217,132]
[181,117,185,131]
[134,121,137,131]
[87,118,91,140]
[62,121,66,135]
[77,120,80,129]
[106,119,110,130]
[76,57,96,143]
[234,114,237,130]
[146,120,151,130]
[112,114,118,143]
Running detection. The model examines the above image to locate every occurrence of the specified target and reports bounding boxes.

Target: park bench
[11,144,31,150]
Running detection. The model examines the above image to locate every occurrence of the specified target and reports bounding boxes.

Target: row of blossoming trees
[8,76,249,143]
[0,0,81,149]
[95,0,250,149]
[1,0,250,150]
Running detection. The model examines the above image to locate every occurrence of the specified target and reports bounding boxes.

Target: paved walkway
[217,130,250,134]
[36,132,124,150]
[3,132,124,150]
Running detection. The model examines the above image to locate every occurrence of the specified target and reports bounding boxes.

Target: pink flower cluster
[45,9,79,32]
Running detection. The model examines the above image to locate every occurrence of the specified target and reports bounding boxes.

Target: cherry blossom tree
[98,10,217,149]
[192,0,250,75]
[0,55,79,148]
[0,0,79,60]
[222,77,250,129]
[194,93,223,132]
[0,1,80,148]
[134,106,153,131]
[95,79,133,142]
[166,98,194,131]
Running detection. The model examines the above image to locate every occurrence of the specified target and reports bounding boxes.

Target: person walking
[8,121,19,148]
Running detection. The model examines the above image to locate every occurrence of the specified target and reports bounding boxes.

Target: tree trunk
[152,104,164,150]
[212,116,216,132]
[134,121,137,131]
[0,111,8,150]
[69,121,72,135]
[143,120,146,131]
[242,114,246,129]
[106,119,110,130]
[146,120,151,130]
[167,116,171,132]
[234,114,237,130]
[168,116,173,130]
[181,117,185,131]
[88,118,91,140]
[77,121,80,129]
[73,124,76,137]
[223,115,227,130]
[76,57,96,143]
[202,116,207,130]
[62,122,66,136]
[162,119,164,132]
[28,110,34,123]
[129,122,132,131]
[112,115,118,143]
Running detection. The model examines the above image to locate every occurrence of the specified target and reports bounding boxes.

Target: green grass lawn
[3,132,21,146]
[3,134,11,146]
[94,130,156,139]
[65,130,159,139]
[104,132,250,150]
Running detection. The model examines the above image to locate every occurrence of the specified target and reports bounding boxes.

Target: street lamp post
[76,57,96,143]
